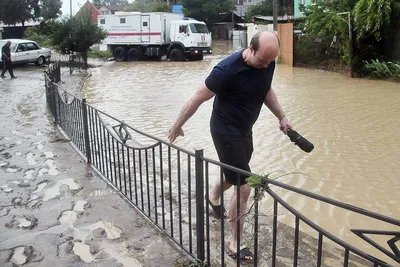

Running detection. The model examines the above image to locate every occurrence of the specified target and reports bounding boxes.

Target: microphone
[287,129,314,153]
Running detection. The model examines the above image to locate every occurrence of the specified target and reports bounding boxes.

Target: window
[26,42,39,50]
[179,25,188,34]
[16,44,27,52]
[143,21,148,27]
[189,23,209,34]
[120,18,126,24]
[100,19,105,24]
[101,11,110,15]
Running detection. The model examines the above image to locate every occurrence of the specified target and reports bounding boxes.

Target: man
[168,31,292,263]
[1,41,17,79]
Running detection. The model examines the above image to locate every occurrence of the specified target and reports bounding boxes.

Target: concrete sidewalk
[0,66,187,267]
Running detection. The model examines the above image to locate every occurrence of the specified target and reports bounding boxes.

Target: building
[0,20,41,39]
[76,1,101,23]
[98,4,126,15]
[234,0,316,20]
[294,0,316,18]
[234,0,264,18]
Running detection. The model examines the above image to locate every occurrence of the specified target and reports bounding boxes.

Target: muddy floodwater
[83,40,400,263]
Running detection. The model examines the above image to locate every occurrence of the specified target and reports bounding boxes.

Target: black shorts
[211,131,254,185]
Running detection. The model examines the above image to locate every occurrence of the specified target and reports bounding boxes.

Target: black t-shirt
[1,44,11,60]
[205,49,276,136]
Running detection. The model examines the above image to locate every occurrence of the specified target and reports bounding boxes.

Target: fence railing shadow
[44,62,400,267]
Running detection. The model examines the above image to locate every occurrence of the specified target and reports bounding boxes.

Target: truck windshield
[189,24,209,34]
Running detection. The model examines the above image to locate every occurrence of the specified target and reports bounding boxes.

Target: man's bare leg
[228,184,252,255]
[209,177,232,205]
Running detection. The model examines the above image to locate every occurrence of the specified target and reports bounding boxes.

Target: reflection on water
[83,40,400,263]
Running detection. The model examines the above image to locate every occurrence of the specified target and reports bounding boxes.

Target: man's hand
[279,116,293,134]
[168,126,184,143]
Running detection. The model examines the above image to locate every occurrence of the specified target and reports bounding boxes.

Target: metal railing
[44,62,400,267]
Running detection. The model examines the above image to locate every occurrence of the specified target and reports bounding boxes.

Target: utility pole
[70,0,72,17]
[273,0,278,31]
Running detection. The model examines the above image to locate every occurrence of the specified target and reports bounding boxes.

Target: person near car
[1,41,16,79]
[168,31,292,263]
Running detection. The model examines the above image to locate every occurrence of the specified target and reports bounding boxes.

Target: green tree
[0,0,36,26]
[0,0,61,27]
[353,0,392,41]
[125,0,171,12]
[245,0,273,22]
[245,0,292,22]
[24,20,58,47]
[40,0,62,20]
[352,0,399,73]
[181,0,233,27]
[51,7,107,67]
[296,1,352,66]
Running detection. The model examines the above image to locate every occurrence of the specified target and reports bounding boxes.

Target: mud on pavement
[0,65,188,267]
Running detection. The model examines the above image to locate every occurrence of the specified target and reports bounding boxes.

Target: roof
[254,15,294,21]
[216,11,245,23]
[0,39,36,44]
[102,4,125,12]
[77,1,100,13]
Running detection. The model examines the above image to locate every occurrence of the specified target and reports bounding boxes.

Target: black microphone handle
[287,129,314,153]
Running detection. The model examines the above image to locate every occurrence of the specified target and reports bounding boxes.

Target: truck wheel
[169,48,184,61]
[128,47,141,61]
[114,47,126,62]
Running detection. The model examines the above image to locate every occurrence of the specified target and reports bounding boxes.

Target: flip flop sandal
[208,199,228,220]
[229,246,254,264]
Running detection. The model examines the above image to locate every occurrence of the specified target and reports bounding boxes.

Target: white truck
[98,12,212,61]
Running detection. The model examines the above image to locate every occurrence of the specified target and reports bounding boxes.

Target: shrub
[24,26,52,48]
[88,49,113,59]
[363,59,400,79]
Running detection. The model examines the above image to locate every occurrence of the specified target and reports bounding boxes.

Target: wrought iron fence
[50,51,85,73]
[44,62,400,267]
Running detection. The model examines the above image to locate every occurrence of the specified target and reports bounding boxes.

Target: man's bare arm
[264,88,292,133]
[168,83,215,142]
[264,88,285,119]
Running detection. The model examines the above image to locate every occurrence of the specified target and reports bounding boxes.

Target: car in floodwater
[0,39,51,67]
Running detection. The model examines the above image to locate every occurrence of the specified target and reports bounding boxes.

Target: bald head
[6,41,11,46]
[250,31,280,53]
[246,31,280,69]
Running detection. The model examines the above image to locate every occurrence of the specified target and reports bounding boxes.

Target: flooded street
[83,40,400,262]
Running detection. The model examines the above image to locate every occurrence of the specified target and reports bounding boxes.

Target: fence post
[195,149,205,263]
[82,99,91,164]
[56,61,61,83]
[51,83,59,124]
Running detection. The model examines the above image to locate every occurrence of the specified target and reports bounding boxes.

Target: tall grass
[364,59,400,80]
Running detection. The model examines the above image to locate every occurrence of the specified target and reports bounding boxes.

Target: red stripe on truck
[108,32,161,36]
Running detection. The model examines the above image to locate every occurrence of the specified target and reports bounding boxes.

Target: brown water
[83,40,400,264]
